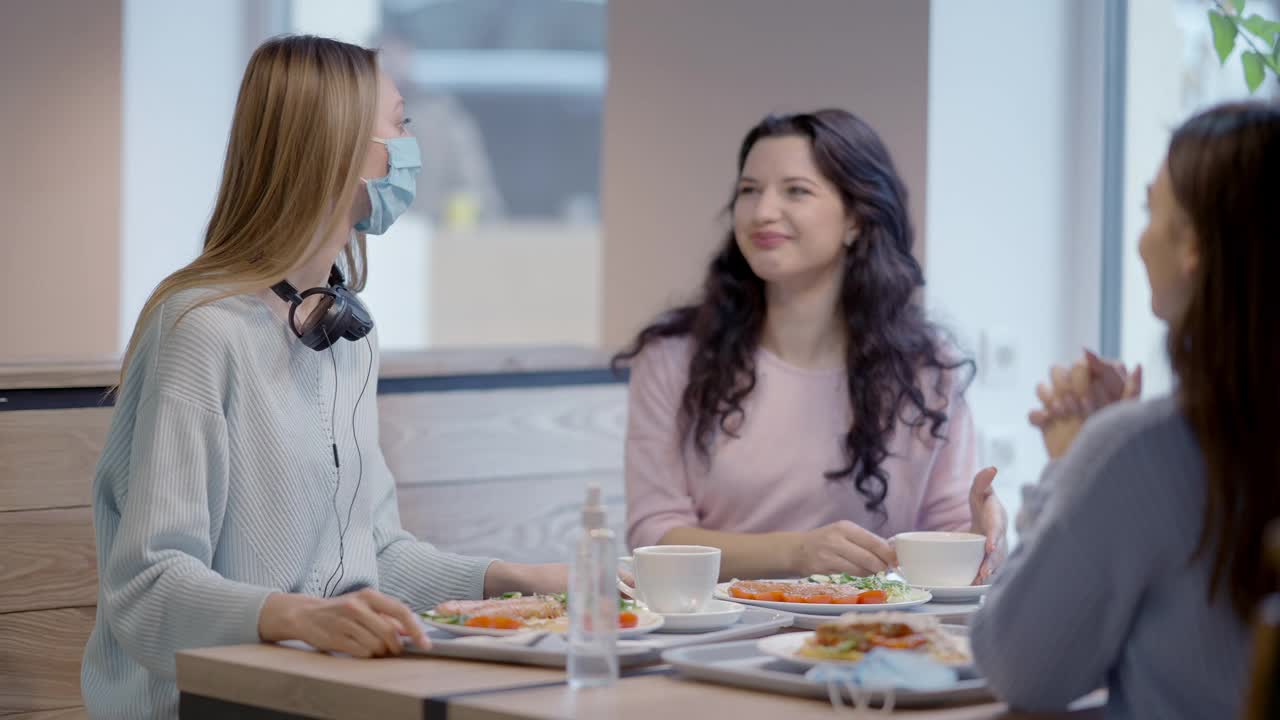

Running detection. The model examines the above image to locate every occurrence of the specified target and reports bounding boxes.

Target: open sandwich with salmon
[423,592,643,632]
[798,611,971,665]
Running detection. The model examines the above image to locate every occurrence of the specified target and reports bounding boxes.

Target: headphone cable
[321,327,346,597]
[322,332,373,598]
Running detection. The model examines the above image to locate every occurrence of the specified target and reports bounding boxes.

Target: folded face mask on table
[804,648,959,715]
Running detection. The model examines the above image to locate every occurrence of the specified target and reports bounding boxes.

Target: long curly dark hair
[614,109,973,517]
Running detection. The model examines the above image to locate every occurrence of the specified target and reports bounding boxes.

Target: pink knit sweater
[624,337,977,550]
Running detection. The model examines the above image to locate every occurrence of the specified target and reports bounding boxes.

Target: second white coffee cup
[618,545,721,614]
[894,531,985,587]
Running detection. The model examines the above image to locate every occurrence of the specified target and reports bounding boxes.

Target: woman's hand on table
[787,520,897,577]
[258,588,429,657]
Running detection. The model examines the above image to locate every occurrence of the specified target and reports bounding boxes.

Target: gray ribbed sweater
[971,395,1251,719]
[81,288,494,719]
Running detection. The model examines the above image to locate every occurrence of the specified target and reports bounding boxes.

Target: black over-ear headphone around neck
[269,266,374,351]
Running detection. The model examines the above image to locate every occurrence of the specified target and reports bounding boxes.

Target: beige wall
[0,0,121,363]
[600,0,932,348]
[428,222,601,347]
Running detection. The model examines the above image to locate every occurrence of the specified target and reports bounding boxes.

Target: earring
[843,231,856,248]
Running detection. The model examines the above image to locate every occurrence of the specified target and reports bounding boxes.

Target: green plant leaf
[1242,13,1280,43]
[1233,0,1246,13]
[1210,9,1239,63]
[1242,50,1266,92]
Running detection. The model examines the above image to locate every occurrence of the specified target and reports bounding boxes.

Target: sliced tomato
[618,611,639,628]
[465,615,523,629]
[758,590,786,601]
[729,585,755,599]
[871,634,928,650]
[855,590,888,604]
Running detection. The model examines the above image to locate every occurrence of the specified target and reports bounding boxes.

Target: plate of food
[715,573,931,615]
[756,612,972,668]
[420,592,664,638]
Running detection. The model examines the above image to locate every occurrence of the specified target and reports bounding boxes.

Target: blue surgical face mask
[805,648,960,714]
[354,136,421,235]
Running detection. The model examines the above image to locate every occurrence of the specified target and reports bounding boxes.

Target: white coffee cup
[617,545,721,614]
[893,531,985,587]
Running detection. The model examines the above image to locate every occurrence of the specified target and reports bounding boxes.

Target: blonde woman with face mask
[81,36,565,719]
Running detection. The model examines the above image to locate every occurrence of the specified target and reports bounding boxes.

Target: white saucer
[909,584,990,603]
[653,599,746,633]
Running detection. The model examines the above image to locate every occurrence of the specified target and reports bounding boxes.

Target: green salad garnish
[802,572,911,600]
[548,592,635,611]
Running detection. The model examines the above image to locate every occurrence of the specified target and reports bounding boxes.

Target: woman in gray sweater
[82,36,565,719]
[971,101,1279,718]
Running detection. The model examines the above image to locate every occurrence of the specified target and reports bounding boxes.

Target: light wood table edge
[176,643,570,720]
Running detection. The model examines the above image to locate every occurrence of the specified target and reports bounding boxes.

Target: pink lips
[750,231,790,250]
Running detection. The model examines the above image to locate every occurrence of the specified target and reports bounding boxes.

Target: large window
[120,0,607,352]
[927,0,1278,536]
[925,0,1108,536]
[1119,0,1280,395]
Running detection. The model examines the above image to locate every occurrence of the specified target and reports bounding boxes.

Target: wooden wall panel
[0,408,111,512]
[0,608,95,714]
[397,471,626,564]
[378,385,626,486]
[0,508,97,613]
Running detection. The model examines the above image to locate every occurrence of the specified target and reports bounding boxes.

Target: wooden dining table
[175,643,1106,720]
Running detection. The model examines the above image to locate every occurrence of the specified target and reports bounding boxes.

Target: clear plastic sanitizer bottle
[567,483,619,688]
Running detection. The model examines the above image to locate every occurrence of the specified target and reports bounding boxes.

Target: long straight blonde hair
[118,35,380,387]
